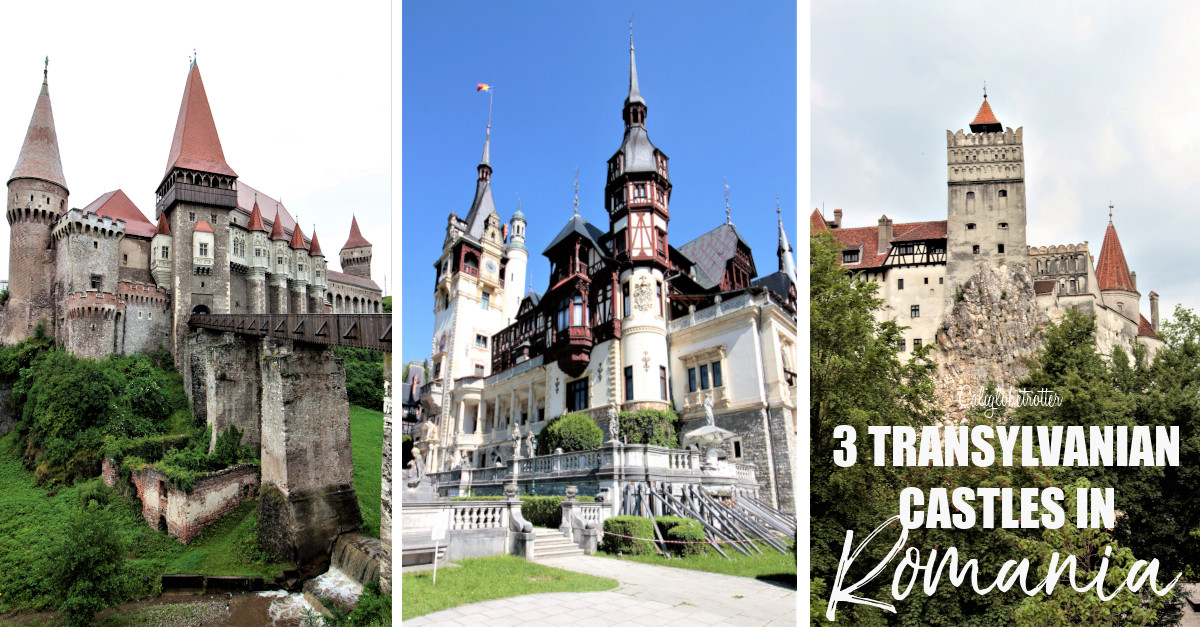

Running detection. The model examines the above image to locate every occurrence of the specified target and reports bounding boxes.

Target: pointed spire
[969,92,1002,133]
[342,215,372,250]
[777,196,797,283]
[724,178,731,224]
[481,125,491,167]
[268,213,287,241]
[9,62,68,190]
[309,230,324,257]
[247,198,268,232]
[289,222,307,250]
[573,167,579,216]
[627,19,644,106]
[163,62,237,178]
[1095,213,1137,294]
[155,214,172,236]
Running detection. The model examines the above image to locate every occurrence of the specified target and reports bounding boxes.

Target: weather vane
[983,81,987,99]
[1108,201,1114,221]
[573,168,579,216]
[43,56,48,83]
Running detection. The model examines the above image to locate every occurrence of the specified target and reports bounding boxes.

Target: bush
[77,479,112,508]
[536,413,603,455]
[348,580,391,626]
[617,409,683,448]
[600,516,657,555]
[46,504,128,627]
[661,517,708,557]
[335,347,385,411]
[522,496,565,528]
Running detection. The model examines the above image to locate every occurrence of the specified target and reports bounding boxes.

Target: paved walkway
[404,554,796,626]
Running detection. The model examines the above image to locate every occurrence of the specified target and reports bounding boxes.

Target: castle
[0,60,382,362]
[811,96,1163,359]
[413,35,799,512]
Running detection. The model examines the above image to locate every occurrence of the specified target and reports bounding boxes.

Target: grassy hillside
[350,405,383,538]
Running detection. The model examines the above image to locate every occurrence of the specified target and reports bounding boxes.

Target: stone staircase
[532,527,584,560]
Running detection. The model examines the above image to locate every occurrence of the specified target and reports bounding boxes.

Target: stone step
[535,546,585,559]
[534,537,576,547]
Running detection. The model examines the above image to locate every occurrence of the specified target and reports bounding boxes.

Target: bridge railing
[188,313,392,352]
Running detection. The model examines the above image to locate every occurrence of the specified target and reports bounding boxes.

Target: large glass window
[711,362,722,388]
[567,379,589,412]
[700,364,710,390]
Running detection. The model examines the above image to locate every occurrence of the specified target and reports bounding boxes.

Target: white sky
[813,1,1200,322]
[0,1,390,291]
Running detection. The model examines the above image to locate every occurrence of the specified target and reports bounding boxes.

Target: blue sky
[401,1,797,363]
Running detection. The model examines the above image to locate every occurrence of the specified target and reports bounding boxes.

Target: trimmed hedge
[600,516,657,555]
[661,517,708,557]
[618,409,683,448]
[445,495,596,529]
[536,413,603,455]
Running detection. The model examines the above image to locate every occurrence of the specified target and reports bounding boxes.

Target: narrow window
[998,244,1005,253]
[972,245,980,255]
[897,278,904,290]
[924,277,928,285]
[911,305,920,318]
[625,366,634,401]
[688,368,697,393]
[700,364,710,390]
[571,293,584,325]
[711,361,723,388]
[660,366,668,400]
[90,275,101,290]
[939,277,943,284]
[474,364,485,377]
[122,254,128,263]
[481,291,490,310]
[900,339,906,352]
[914,338,923,349]
[733,440,743,459]
[199,243,209,257]
[623,282,631,317]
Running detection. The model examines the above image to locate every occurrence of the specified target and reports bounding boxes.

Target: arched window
[998,189,1007,198]
[191,304,210,315]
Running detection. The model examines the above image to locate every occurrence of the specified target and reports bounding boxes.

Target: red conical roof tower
[1095,219,1138,293]
[269,214,287,241]
[10,61,67,190]
[247,199,268,232]
[156,214,172,236]
[164,62,237,178]
[970,92,1003,134]
[309,231,324,256]
[289,223,307,250]
[342,215,371,249]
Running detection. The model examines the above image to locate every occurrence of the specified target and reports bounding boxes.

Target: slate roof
[1095,221,1137,293]
[81,190,155,238]
[751,271,793,303]
[164,63,237,178]
[327,270,380,291]
[614,125,660,174]
[542,214,606,256]
[677,223,753,290]
[10,78,67,190]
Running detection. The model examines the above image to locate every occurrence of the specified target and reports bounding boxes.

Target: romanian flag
[477,83,492,92]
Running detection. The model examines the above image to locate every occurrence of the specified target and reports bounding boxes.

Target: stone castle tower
[5,62,68,344]
[340,215,372,279]
[945,95,1028,303]
[605,32,672,411]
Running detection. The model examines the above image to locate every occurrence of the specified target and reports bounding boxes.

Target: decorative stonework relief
[634,276,653,312]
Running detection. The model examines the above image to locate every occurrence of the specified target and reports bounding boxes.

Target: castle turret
[945,94,1028,305]
[246,199,269,312]
[1095,218,1140,323]
[502,204,528,323]
[6,60,68,343]
[156,61,238,359]
[606,29,671,410]
[151,214,172,287]
[340,215,372,279]
[289,223,309,314]
[307,230,327,312]
[268,208,290,313]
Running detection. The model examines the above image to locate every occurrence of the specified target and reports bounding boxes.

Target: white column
[478,398,487,434]
[457,400,465,437]
[508,389,516,430]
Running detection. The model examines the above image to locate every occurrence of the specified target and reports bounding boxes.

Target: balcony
[551,325,593,377]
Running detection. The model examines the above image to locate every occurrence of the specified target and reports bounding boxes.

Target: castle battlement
[118,281,170,310]
[67,290,121,319]
[1029,242,1089,255]
[947,127,1023,147]
[51,208,126,240]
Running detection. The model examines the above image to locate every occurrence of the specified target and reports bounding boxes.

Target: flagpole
[488,85,494,131]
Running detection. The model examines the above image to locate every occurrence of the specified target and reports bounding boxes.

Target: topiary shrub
[521,496,564,528]
[600,516,657,555]
[617,409,683,448]
[662,517,708,557]
[536,412,603,455]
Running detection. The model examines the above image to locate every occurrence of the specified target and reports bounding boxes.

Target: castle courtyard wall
[128,462,259,543]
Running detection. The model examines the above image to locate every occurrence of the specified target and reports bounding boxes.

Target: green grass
[162,500,288,579]
[598,541,797,588]
[401,555,618,619]
[349,405,383,538]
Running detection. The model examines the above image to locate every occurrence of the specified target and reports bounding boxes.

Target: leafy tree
[47,503,128,627]
[617,408,682,448]
[810,229,939,620]
[336,347,385,411]
[536,413,602,454]
[1015,478,1181,627]
[382,295,392,314]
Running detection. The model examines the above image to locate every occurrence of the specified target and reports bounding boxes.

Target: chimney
[1130,271,1137,291]
[877,215,893,254]
[833,209,843,228]
[1150,291,1159,332]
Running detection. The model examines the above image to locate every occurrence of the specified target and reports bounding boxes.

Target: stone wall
[130,463,259,543]
[933,262,1045,421]
[118,237,153,285]
[682,405,793,512]
[204,335,263,452]
[118,282,171,355]
[229,272,252,314]
[380,352,392,593]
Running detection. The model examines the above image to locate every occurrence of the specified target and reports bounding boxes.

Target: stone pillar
[379,352,392,594]
[248,270,267,314]
[270,277,289,314]
[203,334,263,452]
[291,286,308,314]
[257,342,362,579]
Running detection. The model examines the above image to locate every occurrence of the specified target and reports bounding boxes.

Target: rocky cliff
[932,262,1047,421]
